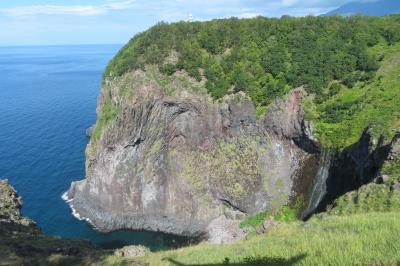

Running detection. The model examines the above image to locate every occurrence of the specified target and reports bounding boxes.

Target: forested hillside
[104,15,400,149]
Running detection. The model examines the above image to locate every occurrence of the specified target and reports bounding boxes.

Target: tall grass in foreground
[101,212,400,265]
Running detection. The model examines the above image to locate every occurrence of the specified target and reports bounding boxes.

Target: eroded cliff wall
[66,68,318,237]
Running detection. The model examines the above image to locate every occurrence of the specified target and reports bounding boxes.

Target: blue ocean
[0,45,187,250]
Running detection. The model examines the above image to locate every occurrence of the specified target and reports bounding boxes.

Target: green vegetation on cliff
[240,201,304,229]
[305,43,400,148]
[92,97,119,140]
[102,15,400,149]
[327,183,400,215]
[105,16,398,100]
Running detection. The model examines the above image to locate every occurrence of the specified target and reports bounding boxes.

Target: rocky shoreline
[65,184,207,236]
[0,179,111,264]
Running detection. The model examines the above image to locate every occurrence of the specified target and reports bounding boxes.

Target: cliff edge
[66,15,400,240]
[66,67,318,238]
[0,179,107,265]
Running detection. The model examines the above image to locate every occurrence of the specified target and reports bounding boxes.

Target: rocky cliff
[0,180,36,228]
[318,129,400,212]
[0,179,107,265]
[65,15,400,240]
[65,64,400,239]
[66,68,319,238]
[301,125,400,218]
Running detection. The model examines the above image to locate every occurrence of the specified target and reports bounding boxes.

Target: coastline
[61,184,99,231]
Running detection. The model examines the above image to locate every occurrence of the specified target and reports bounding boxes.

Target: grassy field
[99,212,400,266]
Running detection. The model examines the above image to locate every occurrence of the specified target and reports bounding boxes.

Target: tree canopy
[105,15,400,109]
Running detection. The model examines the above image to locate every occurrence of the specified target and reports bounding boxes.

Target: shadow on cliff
[162,253,307,266]
[312,129,397,216]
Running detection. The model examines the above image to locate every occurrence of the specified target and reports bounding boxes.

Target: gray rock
[206,216,249,244]
[255,225,265,235]
[381,175,391,183]
[114,245,149,258]
[85,125,95,138]
[255,217,277,235]
[262,217,277,231]
[392,182,400,191]
[66,71,319,237]
[264,87,319,153]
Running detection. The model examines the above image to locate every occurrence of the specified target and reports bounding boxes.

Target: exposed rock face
[66,70,319,237]
[382,132,400,172]
[86,125,95,138]
[114,245,149,258]
[308,127,399,214]
[0,180,34,226]
[0,179,106,265]
[264,87,319,154]
[205,216,250,244]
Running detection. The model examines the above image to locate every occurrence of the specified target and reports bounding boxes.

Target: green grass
[327,182,400,216]
[126,212,400,266]
[240,206,299,229]
[273,206,298,223]
[92,97,119,141]
[239,211,268,229]
[307,43,400,149]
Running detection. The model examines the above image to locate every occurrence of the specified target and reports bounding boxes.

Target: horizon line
[0,43,124,48]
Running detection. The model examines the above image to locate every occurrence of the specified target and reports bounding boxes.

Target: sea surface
[0,45,188,250]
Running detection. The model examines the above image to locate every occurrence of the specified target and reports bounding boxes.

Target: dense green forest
[104,15,400,148]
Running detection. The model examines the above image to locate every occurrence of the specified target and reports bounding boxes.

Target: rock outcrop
[64,64,400,241]
[205,216,250,244]
[66,69,319,237]
[0,179,108,265]
[0,179,34,227]
[264,86,319,154]
[86,125,95,138]
[114,245,149,258]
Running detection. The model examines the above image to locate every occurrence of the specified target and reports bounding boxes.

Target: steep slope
[66,16,400,239]
[0,180,109,265]
[66,67,318,238]
[325,0,400,16]
[301,43,400,214]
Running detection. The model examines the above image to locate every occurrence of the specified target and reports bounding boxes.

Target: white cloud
[0,1,136,17]
[0,0,364,45]
[0,0,359,18]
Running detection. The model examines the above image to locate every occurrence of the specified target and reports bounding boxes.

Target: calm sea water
[0,45,188,250]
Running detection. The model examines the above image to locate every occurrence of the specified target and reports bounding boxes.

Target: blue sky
[0,0,370,46]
